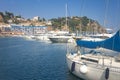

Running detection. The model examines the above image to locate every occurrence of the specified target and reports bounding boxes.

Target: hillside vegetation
[0,11,106,33]
[50,16,106,33]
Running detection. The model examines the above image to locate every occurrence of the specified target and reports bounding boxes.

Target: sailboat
[49,31,72,43]
[66,29,120,80]
[49,4,74,43]
[66,0,120,79]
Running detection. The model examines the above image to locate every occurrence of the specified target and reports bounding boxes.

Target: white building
[8,19,13,23]
[16,17,26,21]
[46,21,52,25]
[32,16,40,21]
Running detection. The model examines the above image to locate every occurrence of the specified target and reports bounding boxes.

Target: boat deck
[67,52,120,73]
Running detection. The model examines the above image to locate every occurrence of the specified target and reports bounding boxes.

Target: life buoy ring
[80,65,88,74]
[105,68,109,80]
[71,62,75,72]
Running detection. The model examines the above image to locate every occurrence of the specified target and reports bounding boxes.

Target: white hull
[66,53,120,80]
[49,36,74,43]
[23,35,35,41]
[35,35,50,41]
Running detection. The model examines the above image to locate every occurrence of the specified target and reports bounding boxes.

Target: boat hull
[49,37,69,43]
[66,54,120,80]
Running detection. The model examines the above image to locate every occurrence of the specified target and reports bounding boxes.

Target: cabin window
[81,57,98,63]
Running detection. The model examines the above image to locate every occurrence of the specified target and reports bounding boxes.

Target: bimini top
[76,30,120,52]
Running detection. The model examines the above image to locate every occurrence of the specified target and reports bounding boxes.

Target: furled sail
[76,30,120,52]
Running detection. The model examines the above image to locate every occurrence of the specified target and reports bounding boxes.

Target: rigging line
[79,0,84,34]
[79,0,84,17]
[65,3,71,32]
[67,3,71,30]
[110,0,120,68]
[112,0,120,51]
[102,0,110,48]
[101,0,110,66]
[103,0,109,27]
[65,3,70,32]
[67,5,71,17]
[66,3,68,27]
[65,1,71,17]
[66,0,70,54]
[117,0,120,30]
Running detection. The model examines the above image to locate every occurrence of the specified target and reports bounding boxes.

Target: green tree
[0,12,4,17]
[81,16,89,26]
[15,15,21,18]
[5,11,14,19]
[42,18,46,21]
[0,12,4,22]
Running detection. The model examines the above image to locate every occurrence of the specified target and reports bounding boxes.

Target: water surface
[0,37,83,80]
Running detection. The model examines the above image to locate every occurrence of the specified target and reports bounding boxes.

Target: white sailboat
[49,4,74,43]
[66,29,120,80]
[49,34,72,43]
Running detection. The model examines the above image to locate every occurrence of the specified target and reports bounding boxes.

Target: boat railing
[76,59,120,73]
[110,67,120,73]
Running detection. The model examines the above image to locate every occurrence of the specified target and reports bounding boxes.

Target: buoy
[80,65,88,74]
[71,62,75,72]
[105,68,109,80]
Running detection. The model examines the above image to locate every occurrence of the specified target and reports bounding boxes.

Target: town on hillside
[0,11,109,37]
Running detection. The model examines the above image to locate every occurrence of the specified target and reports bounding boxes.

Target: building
[46,21,52,25]
[0,14,4,22]
[16,17,26,21]
[8,19,13,23]
[32,16,40,21]
[11,25,48,35]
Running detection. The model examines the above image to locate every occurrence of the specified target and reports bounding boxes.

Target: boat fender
[80,65,88,74]
[71,62,75,72]
[105,68,109,80]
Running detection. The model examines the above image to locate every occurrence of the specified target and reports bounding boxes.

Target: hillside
[50,16,106,34]
[0,11,106,34]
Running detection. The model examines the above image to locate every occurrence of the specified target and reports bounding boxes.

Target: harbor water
[0,37,83,80]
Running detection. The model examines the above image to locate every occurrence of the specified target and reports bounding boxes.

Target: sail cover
[76,30,120,52]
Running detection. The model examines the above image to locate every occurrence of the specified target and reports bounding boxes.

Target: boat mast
[79,0,84,36]
[66,3,68,54]
[102,0,110,67]
[65,3,68,32]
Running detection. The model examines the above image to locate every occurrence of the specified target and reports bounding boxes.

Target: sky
[0,0,120,31]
